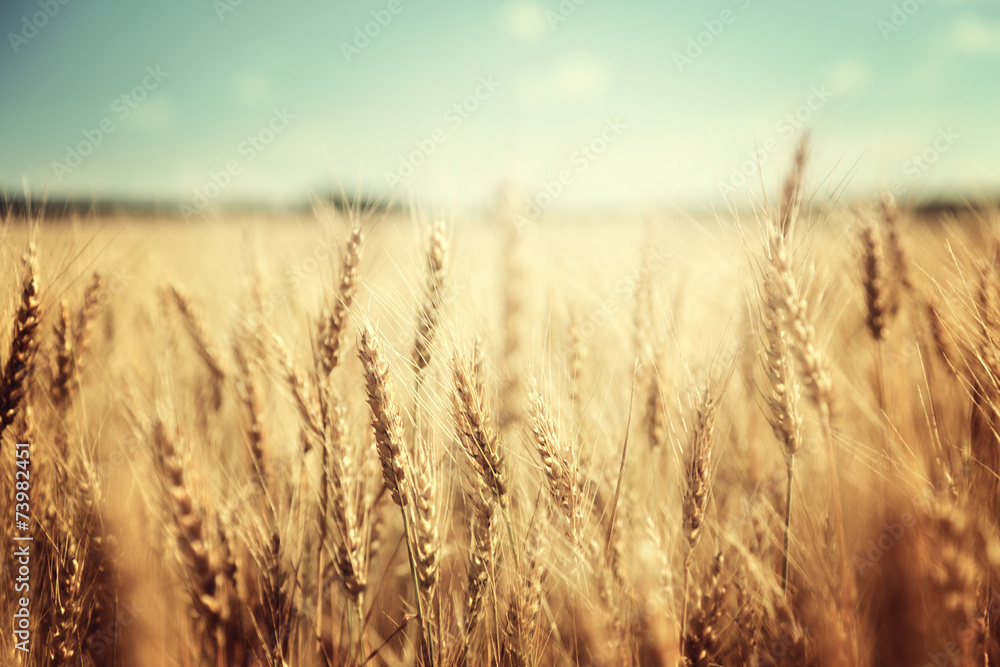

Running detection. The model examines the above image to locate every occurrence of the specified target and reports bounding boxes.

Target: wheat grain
[452,349,508,503]
[318,223,363,375]
[0,247,41,444]
[413,220,449,377]
[358,326,409,507]
[860,217,888,341]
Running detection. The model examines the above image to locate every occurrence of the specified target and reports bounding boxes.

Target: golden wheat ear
[167,285,227,410]
[859,215,889,342]
[880,190,913,303]
[778,134,808,239]
[452,348,507,505]
[51,298,75,408]
[412,220,449,378]
[73,270,103,357]
[318,222,363,375]
[527,379,583,547]
[0,246,41,444]
[150,418,228,660]
[358,325,409,508]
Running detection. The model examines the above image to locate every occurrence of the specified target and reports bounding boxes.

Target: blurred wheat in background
[3,145,1000,666]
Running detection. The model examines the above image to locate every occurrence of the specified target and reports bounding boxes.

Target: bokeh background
[2,0,998,214]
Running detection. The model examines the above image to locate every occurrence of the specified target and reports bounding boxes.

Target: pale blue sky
[1,0,998,212]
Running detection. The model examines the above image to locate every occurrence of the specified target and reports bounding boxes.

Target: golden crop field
[1,159,999,666]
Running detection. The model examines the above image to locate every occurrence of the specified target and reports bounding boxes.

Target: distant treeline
[0,193,391,221]
[0,191,995,222]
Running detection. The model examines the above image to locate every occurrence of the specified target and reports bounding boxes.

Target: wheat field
[2,159,1000,666]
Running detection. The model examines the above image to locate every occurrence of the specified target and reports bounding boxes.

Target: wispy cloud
[229,71,274,108]
[120,97,175,133]
[502,2,547,41]
[949,15,1000,57]
[826,58,873,95]
[514,54,611,107]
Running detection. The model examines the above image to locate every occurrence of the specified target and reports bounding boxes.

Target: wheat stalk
[0,247,41,445]
[682,551,725,667]
[411,433,440,618]
[51,299,75,408]
[461,478,498,660]
[528,380,582,547]
[778,135,808,239]
[318,223,363,375]
[645,347,668,451]
[760,270,803,593]
[680,387,718,652]
[357,324,436,665]
[168,285,227,410]
[274,334,324,447]
[452,349,508,504]
[358,326,409,508]
[860,217,888,342]
[234,341,269,494]
[413,220,449,378]
[151,418,229,661]
[880,190,913,314]
[766,223,853,624]
[73,270,103,359]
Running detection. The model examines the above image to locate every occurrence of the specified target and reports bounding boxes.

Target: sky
[1,0,998,214]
